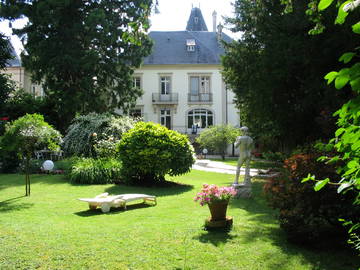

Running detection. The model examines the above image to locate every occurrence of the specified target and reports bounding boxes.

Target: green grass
[209,158,281,170]
[0,171,358,270]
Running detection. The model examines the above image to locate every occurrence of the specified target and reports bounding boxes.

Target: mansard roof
[143,31,232,65]
[5,41,21,67]
[186,7,208,31]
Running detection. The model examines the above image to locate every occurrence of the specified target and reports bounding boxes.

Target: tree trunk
[25,156,31,196]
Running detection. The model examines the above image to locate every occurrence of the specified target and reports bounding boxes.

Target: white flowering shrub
[62,113,136,157]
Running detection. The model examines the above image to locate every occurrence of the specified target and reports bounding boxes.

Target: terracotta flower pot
[208,200,229,221]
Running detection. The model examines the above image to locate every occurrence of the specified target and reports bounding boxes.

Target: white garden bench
[78,193,157,213]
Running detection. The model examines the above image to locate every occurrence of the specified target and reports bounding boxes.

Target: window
[160,109,171,129]
[129,108,142,118]
[190,75,210,95]
[186,39,196,52]
[194,17,198,24]
[32,85,36,96]
[133,76,141,89]
[187,109,213,129]
[160,76,171,95]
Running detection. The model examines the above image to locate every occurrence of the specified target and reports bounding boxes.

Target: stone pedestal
[205,216,233,229]
[232,183,252,198]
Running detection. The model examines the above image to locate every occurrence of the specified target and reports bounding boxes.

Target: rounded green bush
[117,122,195,184]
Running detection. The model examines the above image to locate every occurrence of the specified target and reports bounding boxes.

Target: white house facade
[131,7,239,136]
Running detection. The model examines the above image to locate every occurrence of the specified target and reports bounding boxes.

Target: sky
[0,0,238,56]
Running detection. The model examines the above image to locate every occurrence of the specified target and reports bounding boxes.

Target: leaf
[314,178,329,191]
[347,160,359,168]
[318,0,334,11]
[335,1,350,25]
[339,52,355,64]
[302,174,314,183]
[335,69,350,89]
[338,182,352,193]
[335,127,346,137]
[324,71,338,84]
[352,22,360,34]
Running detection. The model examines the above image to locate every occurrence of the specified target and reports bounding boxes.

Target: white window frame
[187,109,214,129]
[160,108,172,129]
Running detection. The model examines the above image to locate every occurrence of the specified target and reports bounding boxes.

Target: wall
[135,64,240,135]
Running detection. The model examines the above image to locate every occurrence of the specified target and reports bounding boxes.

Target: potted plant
[194,184,237,221]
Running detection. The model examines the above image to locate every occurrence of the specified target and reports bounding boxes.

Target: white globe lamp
[42,160,54,171]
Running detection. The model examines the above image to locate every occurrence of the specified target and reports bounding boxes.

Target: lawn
[0,171,358,270]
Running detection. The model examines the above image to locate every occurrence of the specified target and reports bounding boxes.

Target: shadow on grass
[0,195,34,212]
[193,230,236,247]
[229,180,360,270]
[74,203,155,217]
[0,174,68,189]
[104,181,193,198]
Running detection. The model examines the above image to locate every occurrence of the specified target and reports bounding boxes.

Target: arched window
[187,109,213,129]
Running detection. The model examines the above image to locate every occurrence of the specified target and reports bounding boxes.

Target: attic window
[194,17,198,24]
[186,39,196,52]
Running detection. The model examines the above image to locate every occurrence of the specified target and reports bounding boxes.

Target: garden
[1,171,358,270]
[0,113,359,269]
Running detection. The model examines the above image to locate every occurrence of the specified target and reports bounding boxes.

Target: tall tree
[0,0,155,131]
[222,0,359,151]
[0,33,13,117]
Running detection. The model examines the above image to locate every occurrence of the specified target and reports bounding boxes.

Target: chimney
[217,23,223,41]
[212,11,217,32]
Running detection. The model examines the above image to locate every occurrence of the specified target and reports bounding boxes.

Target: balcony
[188,93,213,104]
[152,93,178,104]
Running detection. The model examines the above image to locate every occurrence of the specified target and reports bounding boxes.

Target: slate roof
[186,7,208,31]
[5,41,21,67]
[143,31,232,65]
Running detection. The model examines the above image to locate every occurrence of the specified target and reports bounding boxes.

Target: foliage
[62,113,135,158]
[0,34,14,123]
[196,124,239,160]
[0,113,61,195]
[69,157,122,185]
[0,0,155,130]
[194,184,236,206]
[222,0,357,151]
[264,152,359,243]
[262,151,287,162]
[117,122,195,184]
[282,0,360,252]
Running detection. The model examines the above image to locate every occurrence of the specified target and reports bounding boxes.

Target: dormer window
[186,39,196,52]
[194,17,198,24]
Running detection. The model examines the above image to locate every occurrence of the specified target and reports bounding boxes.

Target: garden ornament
[233,126,253,186]
[42,160,54,171]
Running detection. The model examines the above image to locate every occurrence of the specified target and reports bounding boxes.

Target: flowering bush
[194,184,237,206]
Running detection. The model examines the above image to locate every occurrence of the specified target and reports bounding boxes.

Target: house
[3,42,43,97]
[131,7,239,137]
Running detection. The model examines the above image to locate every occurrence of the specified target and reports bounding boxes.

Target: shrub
[0,113,62,195]
[69,157,122,184]
[196,124,239,160]
[264,152,359,244]
[62,113,135,157]
[117,122,195,185]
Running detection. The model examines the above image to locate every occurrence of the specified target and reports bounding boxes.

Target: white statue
[234,126,253,186]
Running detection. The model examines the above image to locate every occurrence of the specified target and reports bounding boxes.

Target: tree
[0,0,156,132]
[0,34,13,118]
[117,122,195,185]
[196,124,239,160]
[0,114,61,196]
[222,0,358,151]
[297,0,360,252]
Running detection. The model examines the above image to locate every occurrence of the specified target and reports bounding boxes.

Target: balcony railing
[152,93,178,104]
[188,93,213,103]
